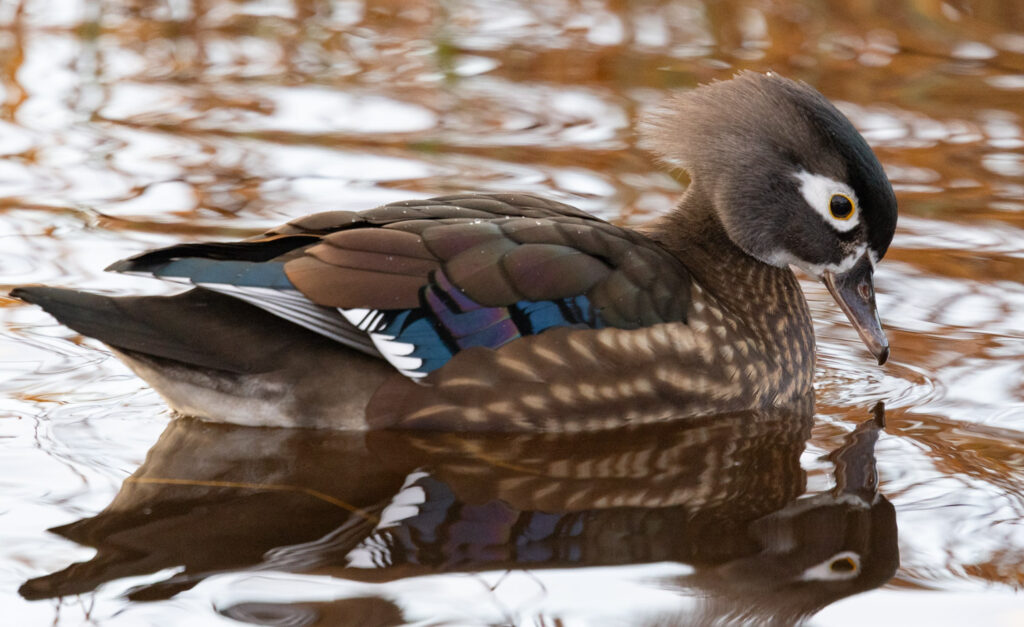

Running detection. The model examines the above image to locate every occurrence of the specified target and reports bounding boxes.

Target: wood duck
[11,72,898,431]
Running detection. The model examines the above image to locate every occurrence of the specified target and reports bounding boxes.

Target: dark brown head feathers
[640,71,843,177]
[640,71,897,266]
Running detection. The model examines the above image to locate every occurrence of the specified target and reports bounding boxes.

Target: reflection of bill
[659,402,897,625]
[21,405,896,625]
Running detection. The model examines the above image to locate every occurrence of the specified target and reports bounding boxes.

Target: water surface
[1,0,1023,625]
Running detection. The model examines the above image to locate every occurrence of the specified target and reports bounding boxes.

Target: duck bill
[822,255,890,365]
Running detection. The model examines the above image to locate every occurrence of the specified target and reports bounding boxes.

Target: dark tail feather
[104,234,318,273]
[11,286,315,374]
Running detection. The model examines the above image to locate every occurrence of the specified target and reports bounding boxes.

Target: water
[1,0,1022,624]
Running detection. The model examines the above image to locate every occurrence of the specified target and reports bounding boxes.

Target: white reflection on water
[206,564,695,626]
[202,87,438,135]
[817,590,1024,627]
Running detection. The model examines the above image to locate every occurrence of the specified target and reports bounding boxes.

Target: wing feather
[104,193,693,383]
[285,256,427,309]
[501,244,609,302]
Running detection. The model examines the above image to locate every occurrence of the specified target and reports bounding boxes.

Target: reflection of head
[654,407,897,625]
[672,494,898,626]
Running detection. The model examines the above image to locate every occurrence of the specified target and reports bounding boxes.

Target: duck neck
[640,182,814,358]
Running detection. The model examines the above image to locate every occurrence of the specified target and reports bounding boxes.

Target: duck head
[642,72,897,365]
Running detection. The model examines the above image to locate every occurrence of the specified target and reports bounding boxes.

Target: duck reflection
[21,405,896,625]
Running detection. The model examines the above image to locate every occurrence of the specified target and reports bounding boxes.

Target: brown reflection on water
[1,0,1023,624]
[21,408,896,625]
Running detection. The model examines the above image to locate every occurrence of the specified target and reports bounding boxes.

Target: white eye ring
[800,550,862,581]
[794,170,860,232]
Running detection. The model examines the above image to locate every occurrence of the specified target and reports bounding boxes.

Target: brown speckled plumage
[365,188,815,431]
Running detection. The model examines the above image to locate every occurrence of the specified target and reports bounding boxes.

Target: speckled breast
[366,272,816,432]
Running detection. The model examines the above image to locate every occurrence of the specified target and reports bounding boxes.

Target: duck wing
[108,193,692,381]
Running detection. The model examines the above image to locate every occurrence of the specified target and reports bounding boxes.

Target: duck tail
[10,286,285,373]
[11,286,391,427]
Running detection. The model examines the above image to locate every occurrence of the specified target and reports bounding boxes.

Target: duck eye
[830,556,857,573]
[829,194,854,220]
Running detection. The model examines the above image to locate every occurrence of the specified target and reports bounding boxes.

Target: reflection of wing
[345,411,813,570]
[18,407,898,623]
[108,193,690,381]
[367,413,810,513]
[19,410,810,600]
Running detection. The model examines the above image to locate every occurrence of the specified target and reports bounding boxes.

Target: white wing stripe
[369,332,425,379]
[196,285,429,378]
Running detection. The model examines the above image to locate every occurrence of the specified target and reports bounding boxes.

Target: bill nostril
[857,282,871,300]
